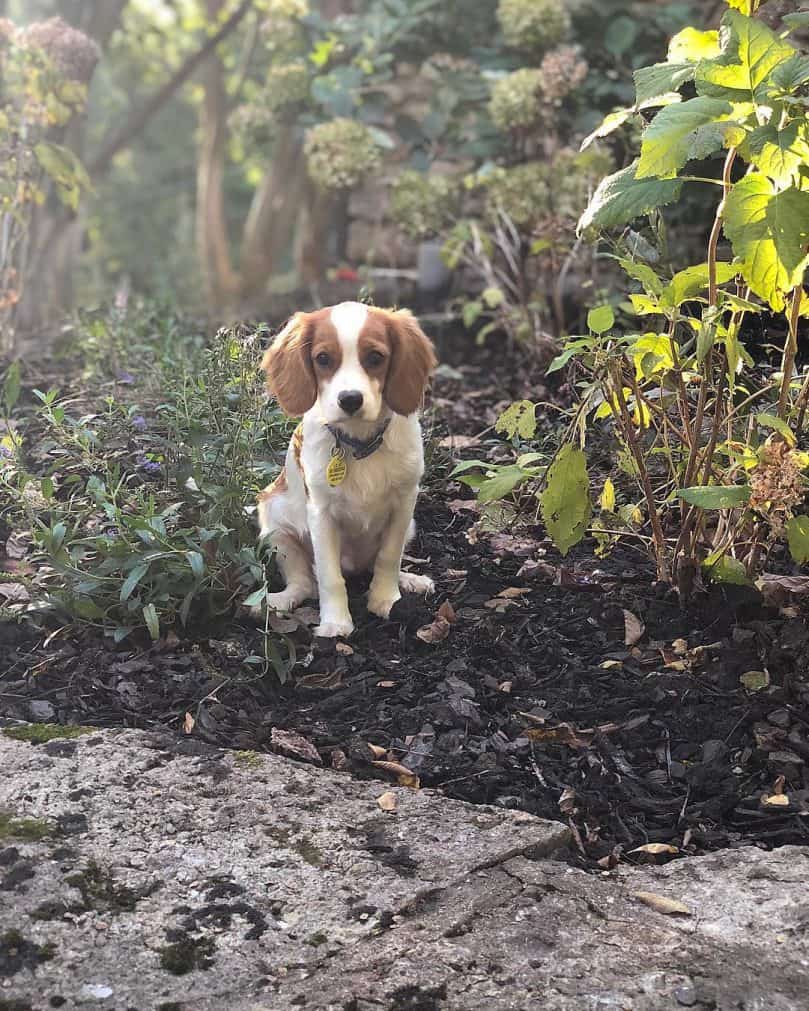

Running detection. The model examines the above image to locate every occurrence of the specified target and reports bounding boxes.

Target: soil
[2,325,809,869]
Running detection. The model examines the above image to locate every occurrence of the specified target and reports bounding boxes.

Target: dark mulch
[2,328,809,869]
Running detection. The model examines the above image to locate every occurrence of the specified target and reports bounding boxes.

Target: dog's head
[261,302,436,424]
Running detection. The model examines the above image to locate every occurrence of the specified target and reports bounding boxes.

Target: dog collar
[326,418,391,460]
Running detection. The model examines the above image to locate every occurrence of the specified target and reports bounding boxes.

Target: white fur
[257,302,434,638]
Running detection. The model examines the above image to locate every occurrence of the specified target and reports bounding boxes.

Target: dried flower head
[539,44,588,103]
[497,0,570,55]
[749,440,806,533]
[265,62,309,113]
[22,17,99,83]
[260,0,309,52]
[390,170,460,241]
[304,119,382,192]
[488,69,543,132]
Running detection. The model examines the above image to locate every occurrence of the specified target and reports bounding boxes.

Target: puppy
[257,301,437,638]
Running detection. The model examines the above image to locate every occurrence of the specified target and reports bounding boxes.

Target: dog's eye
[314,352,331,368]
[365,351,385,368]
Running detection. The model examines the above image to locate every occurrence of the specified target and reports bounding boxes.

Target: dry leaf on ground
[270,728,322,765]
[439,434,481,450]
[630,843,679,856]
[377,791,397,812]
[633,891,692,916]
[624,610,645,646]
[416,615,451,644]
[437,599,457,623]
[183,712,195,735]
[371,760,420,788]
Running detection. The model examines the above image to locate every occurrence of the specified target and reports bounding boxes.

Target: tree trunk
[239,126,305,299]
[196,0,239,309]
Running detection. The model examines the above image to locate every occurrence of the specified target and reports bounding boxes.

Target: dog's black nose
[338,390,364,415]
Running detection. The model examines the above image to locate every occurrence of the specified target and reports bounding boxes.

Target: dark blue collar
[326,418,391,460]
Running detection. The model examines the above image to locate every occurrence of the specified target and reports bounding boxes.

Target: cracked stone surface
[1,728,808,1010]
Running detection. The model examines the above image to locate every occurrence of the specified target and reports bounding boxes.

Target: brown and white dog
[257,301,437,638]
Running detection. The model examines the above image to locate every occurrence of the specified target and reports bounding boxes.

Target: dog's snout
[338,390,364,415]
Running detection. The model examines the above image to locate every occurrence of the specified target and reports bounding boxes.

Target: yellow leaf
[633,891,692,916]
[600,478,616,513]
[377,791,398,812]
[630,843,679,855]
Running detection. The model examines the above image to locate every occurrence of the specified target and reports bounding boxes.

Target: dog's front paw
[314,618,354,639]
[367,585,401,619]
[265,590,302,613]
[399,572,434,595]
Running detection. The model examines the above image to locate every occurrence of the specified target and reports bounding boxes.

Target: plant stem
[777,284,803,420]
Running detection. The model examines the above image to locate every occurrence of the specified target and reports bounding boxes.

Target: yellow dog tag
[326,450,347,487]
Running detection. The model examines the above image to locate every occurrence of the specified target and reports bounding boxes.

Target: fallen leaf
[515,558,557,580]
[371,760,420,789]
[367,743,388,760]
[0,582,30,603]
[377,791,397,812]
[740,669,770,692]
[484,596,519,611]
[439,434,481,450]
[633,891,692,916]
[773,775,786,794]
[437,599,457,623]
[447,498,480,514]
[331,749,348,771]
[445,568,468,579]
[376,680,395,688]
[600,660,624,669]
[555,567,605,591]
[761,793,790,808]
[757,573,809,602]
[270,728,322,765]
[671,638,689,656]
[416,615,451,644]
[630,843,679,856]
[498,681,513,693]
[623,610,645,646]
[497,586,533,599]
[767,750,804,765]
[558,786,577,815]
[183,712,195,735]
[335,642,354,655]
[597,847,622,870]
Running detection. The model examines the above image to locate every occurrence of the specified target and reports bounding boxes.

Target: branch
[88,0,253,177]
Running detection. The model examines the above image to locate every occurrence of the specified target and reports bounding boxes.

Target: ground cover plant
[0,303,295,676]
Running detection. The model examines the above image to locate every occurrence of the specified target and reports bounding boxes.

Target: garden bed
[2,328,808,869]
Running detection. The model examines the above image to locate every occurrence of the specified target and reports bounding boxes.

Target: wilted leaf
[558,786,577,815]
[377,791,397,812]
[270,728,322,765]
[761,793,789,808]
[335,642,354,655]
[497,586,532,599]
[437,599,457,623]
[416,615,451,643]
[438,434,481,451]
[183,712,195,735]
[633,891,692,916]
[623,610,645,646]
[367,743,388,759]
[630,843,679,856]
[757,573,809,602]
[371,760,420,789]
[740,669,770,692]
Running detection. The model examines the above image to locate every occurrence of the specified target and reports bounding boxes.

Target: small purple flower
[135,452,161,476]
[117,371,135,385]
[131,415,147,431]
[0,444,12,459]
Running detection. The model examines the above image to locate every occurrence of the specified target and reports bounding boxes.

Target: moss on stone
[65,859,141,912]
[0,811,52,841]
[2,723,95,744]
[234,750,263,769]
[159,934,215,975]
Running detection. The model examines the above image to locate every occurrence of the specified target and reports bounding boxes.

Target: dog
[256,301,437,638]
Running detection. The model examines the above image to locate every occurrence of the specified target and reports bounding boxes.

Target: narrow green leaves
[636,97,732,179]
[578,162,683,232]
[540,444,591,557]
[723,174,809,311]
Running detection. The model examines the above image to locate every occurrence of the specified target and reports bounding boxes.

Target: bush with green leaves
[497,0,570,56]
[0,305,293,674]
[478,0,809,594]
[389,170,460,241]
[0,17,96,349]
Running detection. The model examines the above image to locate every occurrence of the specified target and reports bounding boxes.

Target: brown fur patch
[357,314,393,387]
[291,423,309,498]
[258,466,288,503]
[372,307,437,415]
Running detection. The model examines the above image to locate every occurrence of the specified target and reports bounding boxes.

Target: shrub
[389,170,460,241]
[478,1,809,594]
[0,305,293,673]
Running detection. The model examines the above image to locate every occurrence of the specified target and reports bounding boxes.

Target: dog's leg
[262,530,316,614]
[368,493,424,619]
[309,506,353,638]
[398,518,434,596]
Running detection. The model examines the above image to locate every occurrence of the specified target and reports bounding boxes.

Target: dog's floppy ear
[260,313,317,417]
[382,309,437,416]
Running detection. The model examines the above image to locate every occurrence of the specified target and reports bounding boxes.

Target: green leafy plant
[0,305,293,674]
[537,0,809,591]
